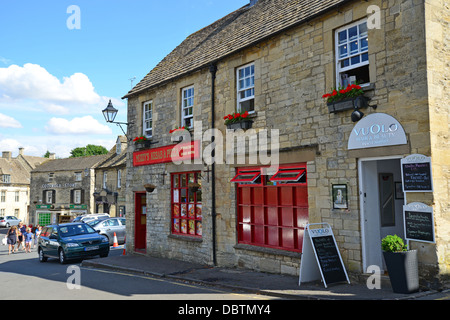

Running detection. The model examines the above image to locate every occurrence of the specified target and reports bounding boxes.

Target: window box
[327,95,368,113]
[134,139,153,150]
[226,120,253,131]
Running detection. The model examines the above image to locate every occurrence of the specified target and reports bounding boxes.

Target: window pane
[348,26,358,40]
[350,40,358,55]
[341,58,350,68]
[359,22,368,36]
[351,55,360,65]
[360,37,368,51]
[362,52,369,62]
[338,30,347,44]
[339,45,348,58]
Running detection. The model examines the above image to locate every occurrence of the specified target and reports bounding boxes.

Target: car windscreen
[59,224,97,237]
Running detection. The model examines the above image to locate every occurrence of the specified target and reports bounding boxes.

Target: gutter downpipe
[209,63,218,266]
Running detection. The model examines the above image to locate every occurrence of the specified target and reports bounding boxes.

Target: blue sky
[0,0,248,157]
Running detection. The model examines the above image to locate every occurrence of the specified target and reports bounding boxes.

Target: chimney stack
[19,147,24,156]
[49,153,56,160]
[249,0,258,7]
[2,151,12,161]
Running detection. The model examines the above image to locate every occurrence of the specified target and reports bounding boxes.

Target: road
[0,228,279,301]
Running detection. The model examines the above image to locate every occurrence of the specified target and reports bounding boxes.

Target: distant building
[29,153,108,225]
[93,136,128,217]
[0,148,47,223]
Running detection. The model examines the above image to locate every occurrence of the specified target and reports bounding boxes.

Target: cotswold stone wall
[126,0,448,282]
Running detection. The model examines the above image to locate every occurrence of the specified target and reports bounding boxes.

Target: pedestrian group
[4,222,42,255]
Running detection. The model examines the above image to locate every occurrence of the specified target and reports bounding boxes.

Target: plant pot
[383,250,419,294]
[226,120,253,130]
[327,96,368,113]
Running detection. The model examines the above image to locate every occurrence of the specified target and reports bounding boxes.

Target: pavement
[81,252,449,300]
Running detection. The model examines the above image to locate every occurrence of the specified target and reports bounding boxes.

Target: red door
[135,192,147,252]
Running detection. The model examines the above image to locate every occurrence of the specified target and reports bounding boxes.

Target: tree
[70,144,108,158]
[43,150,52,158]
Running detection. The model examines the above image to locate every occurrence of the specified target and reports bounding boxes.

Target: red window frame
[171,171,202,238]
[236,164,308,253]
[269,167,306,183]
[230,169,261,184]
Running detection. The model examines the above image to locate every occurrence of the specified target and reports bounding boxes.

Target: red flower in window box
[322,84,363,104]
[133,136,147,143]
[169,126,189,134]
[224,111,250,125]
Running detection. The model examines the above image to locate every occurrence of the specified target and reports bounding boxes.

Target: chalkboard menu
[404,203,435,243]
[311,235,348,285]
[401,154,433,192]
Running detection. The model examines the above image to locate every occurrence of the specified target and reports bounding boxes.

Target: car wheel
[58,248,67,264]
[38,247,47,262]
[6,223,10,228]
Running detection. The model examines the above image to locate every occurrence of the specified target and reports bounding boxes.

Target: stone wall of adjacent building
[125,0,448,283]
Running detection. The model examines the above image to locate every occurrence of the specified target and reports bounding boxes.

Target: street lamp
[102,100,118,123]
[102,100,131,138]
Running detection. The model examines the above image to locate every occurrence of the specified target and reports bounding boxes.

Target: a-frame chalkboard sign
[299,223,350,288]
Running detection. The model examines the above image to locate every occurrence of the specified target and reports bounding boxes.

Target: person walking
[6,225,18,255]
[24,227,33,253]
[32,225,42,250]
[17,222,26,252]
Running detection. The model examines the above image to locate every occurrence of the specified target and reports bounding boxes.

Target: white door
[359,157,403,272]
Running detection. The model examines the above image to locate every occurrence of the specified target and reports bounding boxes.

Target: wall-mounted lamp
[351,103,377,123]
[102,100,133,138]
[144,184,156,193]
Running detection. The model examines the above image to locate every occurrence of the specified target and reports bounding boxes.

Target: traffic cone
[113,232,119,248]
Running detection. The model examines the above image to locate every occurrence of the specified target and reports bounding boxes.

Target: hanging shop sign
[403,202,435,243]
[133,140,200,167]
[348,113,407,150]
[401,154,433,192]
[299,223,350,288]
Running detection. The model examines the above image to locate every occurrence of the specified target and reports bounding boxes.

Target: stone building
[93,136,128,217]
[122,0,449,287]
[30,154,108,225]
[0,148,47,223]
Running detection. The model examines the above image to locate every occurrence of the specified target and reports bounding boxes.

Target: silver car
[89,217,126,245]
[0,216,22,228]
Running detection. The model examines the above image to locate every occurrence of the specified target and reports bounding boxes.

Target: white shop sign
[348,113,407,150]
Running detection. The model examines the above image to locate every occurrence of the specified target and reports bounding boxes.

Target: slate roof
[123,0,350,99]
[31,154,109,173]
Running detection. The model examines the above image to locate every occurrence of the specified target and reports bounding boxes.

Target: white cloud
[0,113,22,128]
[45,116,112,135]
[0,63,101,104]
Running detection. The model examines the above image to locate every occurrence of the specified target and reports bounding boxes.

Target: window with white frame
[74,190,82,204]
[75,172,82,181]
[1,191,5,202]
[103,172,107,189]
[1,174,10,183]
[45,190,54,204]
[335,20,369,87]
[237,63,255,113]
[143,101,153,138]
[48,173,54,182]
[117,169,122,189]
[15,191,19,202]
[181,86,194,129]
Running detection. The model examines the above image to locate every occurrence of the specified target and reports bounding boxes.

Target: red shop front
[232,163,309,253]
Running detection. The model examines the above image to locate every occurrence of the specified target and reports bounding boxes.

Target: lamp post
[102,100,131,138]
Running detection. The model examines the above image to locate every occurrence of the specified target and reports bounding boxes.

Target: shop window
[171,172,202,237]
[335,19,369,87]
[230,169,261,184]
[269,167,306,184]
[236,164,308,253]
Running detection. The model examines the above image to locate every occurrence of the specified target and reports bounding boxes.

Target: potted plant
[133,136,151,150]
[224,111,253,130]
[323,84,368,113]
[381,235,419,294]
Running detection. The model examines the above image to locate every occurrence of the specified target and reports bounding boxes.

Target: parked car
[89,217,126,245]
[0,216,22,228]
[72,213,110,223]
[38,223,109,264]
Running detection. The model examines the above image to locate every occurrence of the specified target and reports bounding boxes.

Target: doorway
[134,192,147,252]
[359,156,404,272]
